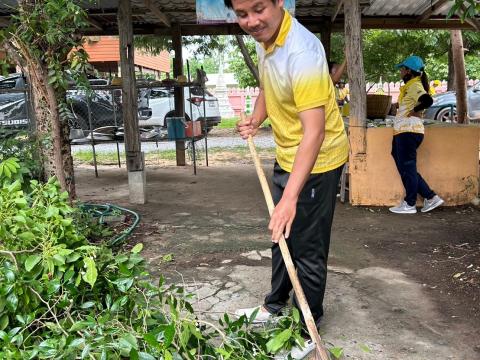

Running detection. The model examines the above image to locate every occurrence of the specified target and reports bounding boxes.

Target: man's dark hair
[224,0,277,9]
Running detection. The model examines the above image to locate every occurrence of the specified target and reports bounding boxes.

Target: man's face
[230,0,284,46]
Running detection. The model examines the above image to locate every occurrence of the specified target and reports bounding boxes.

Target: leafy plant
[0,158,331,359]
[449,0,480,21]
[228,37,259,88]
[0,132,42,183]
[329,346,344,359]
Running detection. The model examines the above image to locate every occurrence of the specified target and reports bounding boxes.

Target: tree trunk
[451,30,468,124]
[447,42,455,91]
[56,89,76,198]
[31,67,74,195]
[344,0,366,154]
[2,41,75,198]
[235,35,260,87]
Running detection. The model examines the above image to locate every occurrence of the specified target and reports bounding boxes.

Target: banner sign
[197,0,295,24]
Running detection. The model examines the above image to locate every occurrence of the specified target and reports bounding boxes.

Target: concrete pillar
[128,153,147,204]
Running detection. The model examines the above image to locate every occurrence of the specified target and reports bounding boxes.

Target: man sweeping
[226,0,349,358]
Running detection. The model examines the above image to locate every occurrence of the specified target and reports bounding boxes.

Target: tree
[184,57,219,75]
[450,0,480,20]
[235,35,260,86]
[358,29,480,86]
[0,0,93,199]
[135,34,261,88]
[135,35,230,76]
[228,36,258,88]
[134,35,170,56]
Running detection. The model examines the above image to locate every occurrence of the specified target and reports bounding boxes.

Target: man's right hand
[236,115,258,139]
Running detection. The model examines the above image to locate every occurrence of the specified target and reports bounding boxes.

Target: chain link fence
[0,75,221,143]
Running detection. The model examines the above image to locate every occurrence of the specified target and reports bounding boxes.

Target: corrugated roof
[0,0,477,34]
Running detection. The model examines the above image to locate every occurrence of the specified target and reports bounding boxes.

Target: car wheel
[436,106,457,123]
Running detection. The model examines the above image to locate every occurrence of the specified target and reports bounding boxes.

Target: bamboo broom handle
[243,114,329,360]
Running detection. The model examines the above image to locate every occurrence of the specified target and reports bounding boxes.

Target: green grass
[74,149,178,165]
[145,150,177,161]
[217,117,271,129]
[73,146,275,165]
[217,117,238,129]
[74,150,121,164]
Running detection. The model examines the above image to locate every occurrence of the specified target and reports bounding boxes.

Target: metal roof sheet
[0,0,477,34]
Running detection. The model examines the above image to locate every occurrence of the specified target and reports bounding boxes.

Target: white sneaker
[389,201,417,214]
[234,306,272,323]
[421,195,444,213]
[274,339,316,360]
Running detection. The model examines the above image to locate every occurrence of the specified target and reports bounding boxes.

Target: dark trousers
[391,132,435,206]
[263,162,343,327]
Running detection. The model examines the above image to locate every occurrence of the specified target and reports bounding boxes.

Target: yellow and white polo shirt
[394,76,425,134]
[256,10,349,174]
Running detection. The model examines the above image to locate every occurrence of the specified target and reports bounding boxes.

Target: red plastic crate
[185,121,202,137]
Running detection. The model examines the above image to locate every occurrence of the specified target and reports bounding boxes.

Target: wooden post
[172,24,186,166]
[344,0,367,205]
[344,0,366,153]
[320,23,332,61]
[118,0,146,204]
[447,45,455,91]
[451,30,468,124]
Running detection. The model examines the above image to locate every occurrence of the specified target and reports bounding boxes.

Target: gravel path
[71,134,275,154]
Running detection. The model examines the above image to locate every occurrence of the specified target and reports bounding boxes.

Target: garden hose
[79,203,140,246]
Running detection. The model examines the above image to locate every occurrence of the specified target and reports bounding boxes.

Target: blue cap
[395,55,425,72]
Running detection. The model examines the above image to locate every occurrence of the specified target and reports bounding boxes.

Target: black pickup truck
[0,74,151,136]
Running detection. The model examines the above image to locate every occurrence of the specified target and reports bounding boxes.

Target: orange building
[81,36,170,79]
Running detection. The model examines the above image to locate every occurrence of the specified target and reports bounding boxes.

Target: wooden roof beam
[464,18,480,32]
[331,0,344,22]
[87,17,103,31]
[417,0,451,22]
[141,0,171,27]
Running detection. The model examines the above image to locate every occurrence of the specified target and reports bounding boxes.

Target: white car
[139,87,221,132]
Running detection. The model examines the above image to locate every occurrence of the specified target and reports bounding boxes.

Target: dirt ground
[75,146,480,359]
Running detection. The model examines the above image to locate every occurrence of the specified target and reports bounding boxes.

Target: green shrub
[0,158,311,359]
[0,132,42,183]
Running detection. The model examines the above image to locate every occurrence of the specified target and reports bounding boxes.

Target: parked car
[0,74,151,135]
[139,86,221,132]
[424,81,480,122]
[0,74,221,137]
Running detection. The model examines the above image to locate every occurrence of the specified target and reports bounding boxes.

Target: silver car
[140,87,221,132]
[424,82,480,122]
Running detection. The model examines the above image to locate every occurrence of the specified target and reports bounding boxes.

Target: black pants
[263,162,343,327]
[391,133,435,206]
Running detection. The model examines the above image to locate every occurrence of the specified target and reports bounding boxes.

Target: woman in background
[389,55,444,214]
